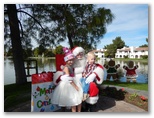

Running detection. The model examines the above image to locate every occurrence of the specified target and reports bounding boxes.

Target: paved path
[6,85,148,112]
[9,96,147,112]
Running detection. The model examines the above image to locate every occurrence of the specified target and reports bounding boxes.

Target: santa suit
[53,47,104,106]
[72,47,104,105]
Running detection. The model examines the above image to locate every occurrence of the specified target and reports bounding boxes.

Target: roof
[135,47,148,51]
[117,47,148,51]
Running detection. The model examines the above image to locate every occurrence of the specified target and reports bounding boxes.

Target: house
[115,46,148,59]
[92,46,148,59]
[92,49,106,58]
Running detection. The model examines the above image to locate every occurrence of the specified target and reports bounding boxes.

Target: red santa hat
[63,47,74,62]
[72,46,85,56]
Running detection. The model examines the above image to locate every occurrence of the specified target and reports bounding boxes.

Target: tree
[53,45,64,54]
[146,38,148,43]
[4,4,114,84]
[112,37,125,49]
[105,37,125,58]
[5,4,27,84]
[22,4,114,49]
[140,38,148,47]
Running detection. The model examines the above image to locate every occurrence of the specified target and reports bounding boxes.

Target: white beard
[73,56,86,68]
[73,56,86,81]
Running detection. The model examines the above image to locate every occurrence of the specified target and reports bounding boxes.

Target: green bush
[141,55,148,59]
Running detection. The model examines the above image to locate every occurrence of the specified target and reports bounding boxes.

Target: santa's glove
[85,73,96,84]
[60,74,73,82]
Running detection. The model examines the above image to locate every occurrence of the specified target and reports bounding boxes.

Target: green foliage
[139,38,148,47]
[124,55,128,59]
[141,55,148,59]
[7,4,114,50]
[129,93,138,100]
[53,45,64,54]
[146,38,148,43]
[139,44,148,47]
[33,47,39,57]
[44,50,55,57]
[6,48,13,56]
[105,37,125,57]
[23,48,33,58]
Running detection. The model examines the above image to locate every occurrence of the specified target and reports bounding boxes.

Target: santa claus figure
[123,60,138,83]
[53,46,104,112]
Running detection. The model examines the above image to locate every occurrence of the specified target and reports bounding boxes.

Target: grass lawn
[4,82,31,111]
[102,81,148,91]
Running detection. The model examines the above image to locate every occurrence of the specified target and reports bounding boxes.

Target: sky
[95,4,148,49]
[59,4,149,49]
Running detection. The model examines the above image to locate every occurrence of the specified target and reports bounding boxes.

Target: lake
[4,58,148,85]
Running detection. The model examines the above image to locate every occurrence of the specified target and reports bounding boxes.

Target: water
[4,58,148,85]
[98,59,148,84]
[4,58,56,85]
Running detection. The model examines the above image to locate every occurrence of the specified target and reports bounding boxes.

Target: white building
[92,46,148,59]
[115,46,148,59]
[92,49,107,58]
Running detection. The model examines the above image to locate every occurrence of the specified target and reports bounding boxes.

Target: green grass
[4,82,31,111]
[102,81,148,91]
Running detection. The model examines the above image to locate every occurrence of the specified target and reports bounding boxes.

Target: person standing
[52,47,83,112]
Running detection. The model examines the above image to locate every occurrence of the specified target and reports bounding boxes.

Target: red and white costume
[72,47,104,105]
[53,47,104,105]
[123,65,138,78]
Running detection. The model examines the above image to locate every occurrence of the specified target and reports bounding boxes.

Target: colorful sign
[31,72,60,112]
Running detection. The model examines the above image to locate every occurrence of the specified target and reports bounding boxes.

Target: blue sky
[95,4,148,49]
[59,4,148,49]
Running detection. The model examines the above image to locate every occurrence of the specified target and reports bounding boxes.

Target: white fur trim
[64,54,74,62]
[85,95,99,105]
[53,71,63,85]
[72,47,85,56]
[93,65,104,84]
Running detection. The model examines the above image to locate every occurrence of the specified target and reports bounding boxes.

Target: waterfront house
[92,46,148,59]
[115,46,148,59]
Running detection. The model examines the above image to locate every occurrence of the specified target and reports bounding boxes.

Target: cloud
[96,4,148,49]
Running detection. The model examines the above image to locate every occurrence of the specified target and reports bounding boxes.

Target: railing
[24,59,38,77]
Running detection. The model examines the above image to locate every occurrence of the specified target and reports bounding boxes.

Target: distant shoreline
[28,57,55,59]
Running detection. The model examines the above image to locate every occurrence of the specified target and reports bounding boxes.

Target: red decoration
[32,72,53,84]
[140,96,147,101]
[55,54,65,71]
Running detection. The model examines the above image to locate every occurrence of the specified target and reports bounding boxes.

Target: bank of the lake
[114,58,148,62]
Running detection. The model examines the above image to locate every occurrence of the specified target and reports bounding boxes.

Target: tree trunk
[7,4,27,84]
[67,33,74,49]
